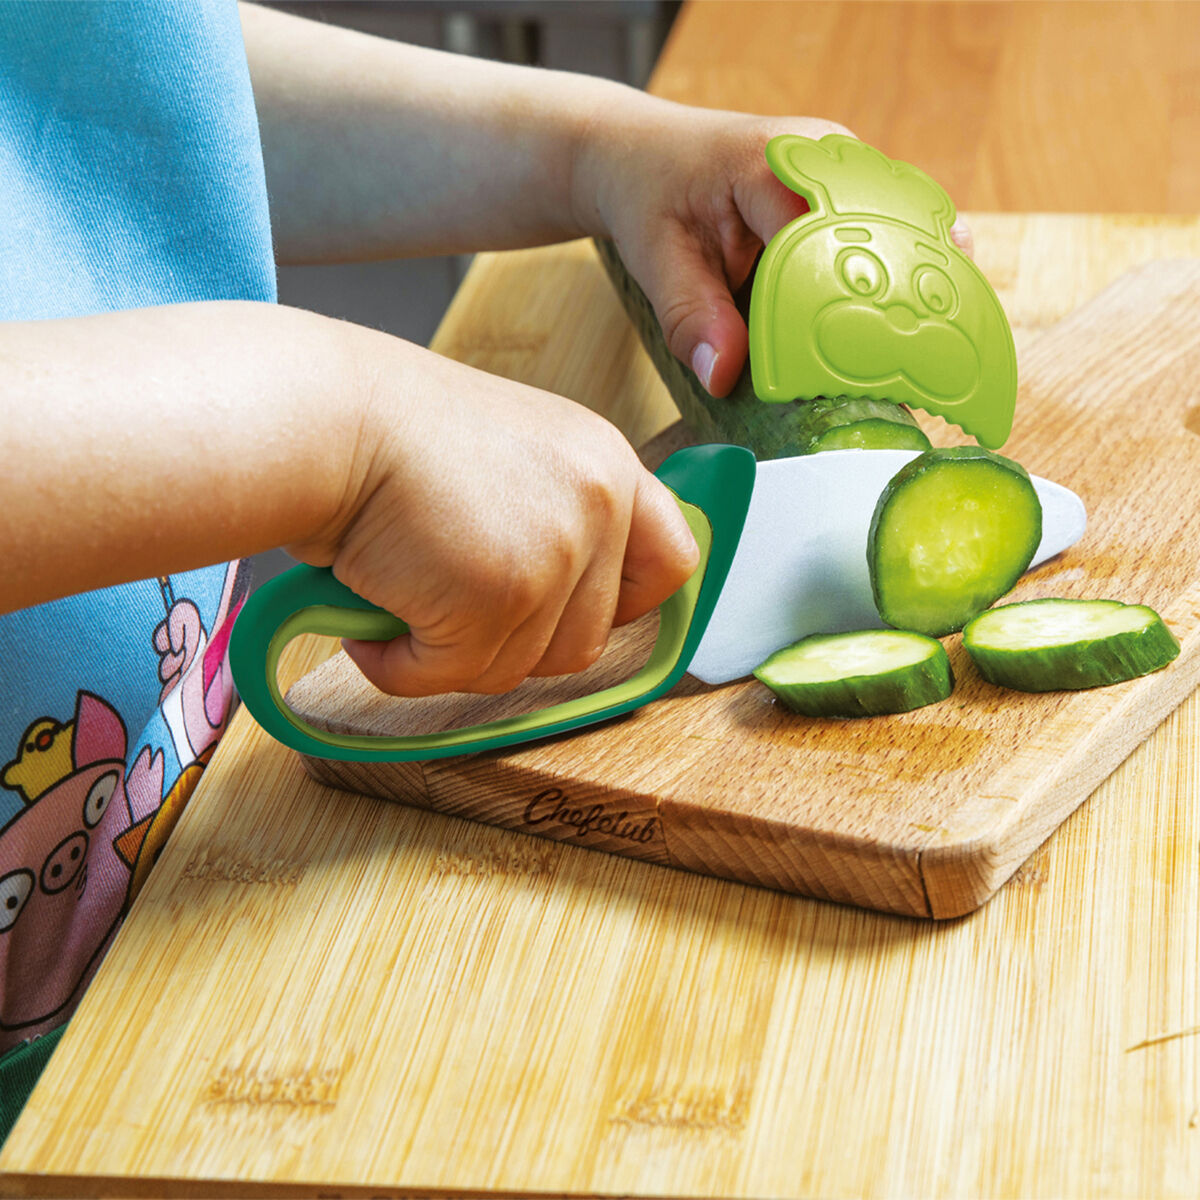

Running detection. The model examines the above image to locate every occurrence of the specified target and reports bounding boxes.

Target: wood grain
[651,1,1200,213]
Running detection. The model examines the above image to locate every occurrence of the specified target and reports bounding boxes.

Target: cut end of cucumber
[963,598,1180,692]
[788,395,932,456]
[810,419,932,454]
[754,629,954,718]
[868,447,1043,637]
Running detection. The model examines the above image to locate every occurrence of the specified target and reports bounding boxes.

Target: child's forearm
[0,301,367,614]
[0,301,699,699]
[239,1,649,263]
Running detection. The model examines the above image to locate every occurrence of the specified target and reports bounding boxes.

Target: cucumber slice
[810,418,931,453]
[792,396,933,454]
[754,629,954,718]
[867,446,1043,637]
[594,238,931,460]
[963,598,1180,691]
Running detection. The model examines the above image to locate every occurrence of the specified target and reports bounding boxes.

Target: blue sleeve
[0,0,276,320]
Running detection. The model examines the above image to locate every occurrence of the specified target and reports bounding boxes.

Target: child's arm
[0,302,696,696]
[237,3,851,400]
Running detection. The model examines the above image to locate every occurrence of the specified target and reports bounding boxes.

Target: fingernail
[690,341,717,391]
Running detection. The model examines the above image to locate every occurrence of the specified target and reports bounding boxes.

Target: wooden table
[5,5,1200,1198]
[653,0,1200,213]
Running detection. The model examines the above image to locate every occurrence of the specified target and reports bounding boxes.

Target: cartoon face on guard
[811,219,978,403]
[748,136,1016,448]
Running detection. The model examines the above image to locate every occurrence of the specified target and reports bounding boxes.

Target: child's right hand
[3,301,695,698]
[287,336,699,698]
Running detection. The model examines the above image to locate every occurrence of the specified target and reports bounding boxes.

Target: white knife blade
[687,448,1087,686]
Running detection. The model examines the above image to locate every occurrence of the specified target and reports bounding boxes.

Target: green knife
[228,443,755,762]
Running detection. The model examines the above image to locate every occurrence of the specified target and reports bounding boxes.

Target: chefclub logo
[522,787,657,845]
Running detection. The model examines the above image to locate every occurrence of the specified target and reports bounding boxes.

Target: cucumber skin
[754,637,954,718]
[963,600,1181,692]
[593,238,930,460]
[867,447,1043,637]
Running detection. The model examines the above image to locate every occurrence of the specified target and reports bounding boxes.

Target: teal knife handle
[228,443,755,762]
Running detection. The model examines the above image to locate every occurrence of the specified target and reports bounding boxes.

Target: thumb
[613,471,700,627]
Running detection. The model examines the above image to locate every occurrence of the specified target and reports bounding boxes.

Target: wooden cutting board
[286,258,1200,920]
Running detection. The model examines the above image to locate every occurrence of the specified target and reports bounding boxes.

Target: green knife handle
[228,443,755,762]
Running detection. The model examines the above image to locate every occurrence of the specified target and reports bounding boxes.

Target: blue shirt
[0,0,276,1079]
[0,0,275,317]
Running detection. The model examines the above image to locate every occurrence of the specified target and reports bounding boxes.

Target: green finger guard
[749,134,1016,449]
[228,444,755,762]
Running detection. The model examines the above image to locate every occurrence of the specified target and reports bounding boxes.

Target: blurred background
[263,0,1200,355]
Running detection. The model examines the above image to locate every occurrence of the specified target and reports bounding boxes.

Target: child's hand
[288,340,699,698]
[571,102,973,398]
[2,302,695,700]
[244,10,972,406]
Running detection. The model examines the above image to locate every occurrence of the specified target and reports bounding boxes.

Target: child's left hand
[241,9,974,402]
[571,99,972,398]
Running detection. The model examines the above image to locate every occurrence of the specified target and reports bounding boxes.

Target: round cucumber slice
[753,629,954,718]
[963,598,1180,692]
[867,446,1043,637]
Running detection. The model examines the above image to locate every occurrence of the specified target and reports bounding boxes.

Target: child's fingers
[340,506,615,697]
[347,566,604,697]
[344,470,697,696]
[341,628,504,698]
[464,525,631,689]
[481,464,700,681]
[634,226,750,399]
[344,592,598,698]
[734,169,811,250]
[345,550,592,697]
[525,551,622,679]
[732,117,852,247]
[343,571,600,696]
[527,469,699,676]
[454,592,582,692]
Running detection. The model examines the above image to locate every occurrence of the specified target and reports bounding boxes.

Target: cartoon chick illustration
[2,718,74,805]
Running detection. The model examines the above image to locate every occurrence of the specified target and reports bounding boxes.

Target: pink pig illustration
[0,692,161,1050]
[156,562,250,767]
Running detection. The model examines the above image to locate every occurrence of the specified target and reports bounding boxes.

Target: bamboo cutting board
[287,257,1200,920]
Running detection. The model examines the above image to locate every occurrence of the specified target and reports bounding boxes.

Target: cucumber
[963,598,1180,692]
[754,629,954,718]
[867,446,1042,637]
[593,238,931,460]
[785,396,932,454]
